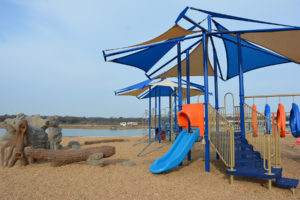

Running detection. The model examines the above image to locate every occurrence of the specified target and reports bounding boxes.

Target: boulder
[47,116,62,150]
[2,114,49,149]
[68,141,80,149]
[86,152,104,166]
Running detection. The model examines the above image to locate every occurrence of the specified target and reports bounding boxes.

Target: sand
[1,134,300,200]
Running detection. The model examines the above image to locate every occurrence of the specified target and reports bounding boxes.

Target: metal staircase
[209,103,299,192]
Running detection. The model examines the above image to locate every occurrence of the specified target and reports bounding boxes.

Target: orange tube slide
[177,103,204,136]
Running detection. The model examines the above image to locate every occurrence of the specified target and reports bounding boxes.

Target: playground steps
[226,132,299,190]
[276,177,299,189]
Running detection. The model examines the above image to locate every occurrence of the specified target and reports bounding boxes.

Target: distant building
[120,122,138,126]
[120,122,127,126]
[127,122,138,126]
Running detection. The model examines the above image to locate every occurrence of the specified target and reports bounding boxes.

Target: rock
[86,153,104,166]
[47,127,62,150]
[87,159,104,166]
[47,116,62,150]
[68,141,80,149]
[2,114,49,149]
[56,144,63,150]
[142,159,155,165]
[88,153,104,161]
[72,144,80,149]
[122,160,136,167]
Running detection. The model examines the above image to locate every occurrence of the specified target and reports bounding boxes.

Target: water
[0,129,5,137]
[0,128,143,137]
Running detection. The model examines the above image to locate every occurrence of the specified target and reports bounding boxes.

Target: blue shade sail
[111,42,176,72]
[213,21,291,80]
[140,86,174,99]
[115,79,153,95]
[192,8,293,27]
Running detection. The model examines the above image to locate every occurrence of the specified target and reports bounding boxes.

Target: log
[24,146,115,167]
[84,139,125,145]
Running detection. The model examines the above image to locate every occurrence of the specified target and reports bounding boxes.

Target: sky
[0,0,300,117]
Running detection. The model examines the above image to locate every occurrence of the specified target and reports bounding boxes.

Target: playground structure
[103,7,300,192]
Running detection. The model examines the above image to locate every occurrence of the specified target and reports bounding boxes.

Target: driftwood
[1,120,29,167]
[84,139,125,145]
[24,146,115,167]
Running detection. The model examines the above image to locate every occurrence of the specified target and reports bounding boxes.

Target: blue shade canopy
[182,80,205,91]
[111,42,176,72]
[115,79,153,95]
[213,21,291,80]
[191,8,293,27]
[139,86,174,99]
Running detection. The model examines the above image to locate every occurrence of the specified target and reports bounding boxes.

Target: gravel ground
[0,134,300,200]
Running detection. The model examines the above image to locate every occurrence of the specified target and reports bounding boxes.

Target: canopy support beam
[237,33,246,139]
[203,31,210,172]
[177,41,183,120]
[148,86,152,143]
[158,90,161,143]
[169,93,172,142]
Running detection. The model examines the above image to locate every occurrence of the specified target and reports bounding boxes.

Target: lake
[0,128,144,137]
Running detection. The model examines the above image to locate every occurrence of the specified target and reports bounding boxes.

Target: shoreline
[0,124,146,130]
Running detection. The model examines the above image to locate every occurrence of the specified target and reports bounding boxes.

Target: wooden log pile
[25,146,115,167]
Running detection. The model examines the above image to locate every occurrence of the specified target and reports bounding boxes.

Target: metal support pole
[169,93,172,142]
[155,89,157,132]
[148,86,152,143]
[214,48,220,160]
[203,32,210,172]
[186,50,191,105]
[158,90,161,143]
[237,33,245,138]
[208,14,219,160]
[174,89,178,134]
[186,49,191,161]
[177,42,182,133]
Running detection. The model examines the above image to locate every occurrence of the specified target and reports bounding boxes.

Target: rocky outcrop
[1,114,48,149]
[1,114,63,150]
[47,116,62,150]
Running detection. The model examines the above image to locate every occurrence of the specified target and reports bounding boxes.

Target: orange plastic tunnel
[177,103,204,136]
[277,103,287,137]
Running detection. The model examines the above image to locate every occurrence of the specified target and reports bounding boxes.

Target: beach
[1,134,300,200]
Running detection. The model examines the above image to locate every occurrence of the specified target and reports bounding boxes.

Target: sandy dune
[1,134,300,200]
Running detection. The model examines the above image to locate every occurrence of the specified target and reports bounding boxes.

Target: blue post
[186,49,191,161]
[177,41,183,139]
[237,33,245,138]
[174,89,177,134]
[203,32,210,172]
[186,50,191,105]
[149,86,152,143]
[177,42,183,113]
[155,89,157,137]
[213,48,220,160]
[158,90,161,143]
[169,93,172,142]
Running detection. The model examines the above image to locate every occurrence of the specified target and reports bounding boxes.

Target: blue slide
[150,128,199,174]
